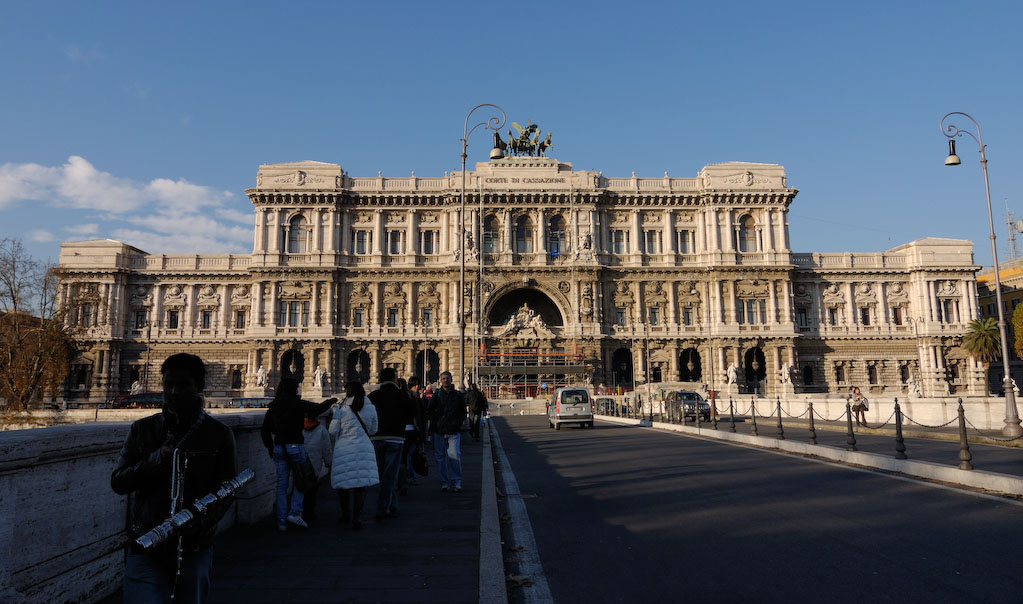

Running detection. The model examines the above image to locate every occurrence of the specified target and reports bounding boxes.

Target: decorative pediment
[77,283,101,301]
[164,285,187,308]
[384,282,407,305]
[735,279,769,298]
[420,213,440,224]
[351,282,373,306]
[676,212,695,224]
[417,282,440,305]
[677,281,701,303]
[129,286,153,308]
[196,285,221,309]
[353,212,373,225]
[937,280,959,298]
[821,283,845,307]
[231,285,250,308]
[645,281,667,303]
[793,283,813,304]
[279,281,311,300]
[886,282,910,305]
[613,281,634,305]
[854,283,878,307]
[493,303,555,339]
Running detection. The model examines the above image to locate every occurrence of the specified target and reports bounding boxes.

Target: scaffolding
[477,346,589,399]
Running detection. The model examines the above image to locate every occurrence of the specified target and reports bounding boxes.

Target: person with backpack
[427,371,466,492]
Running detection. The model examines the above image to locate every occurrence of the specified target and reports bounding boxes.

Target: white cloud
[0,156,252,254]
[63,44,105,64]
[27,229,54,243]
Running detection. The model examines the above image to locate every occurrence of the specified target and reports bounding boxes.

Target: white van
[546,387,594,430]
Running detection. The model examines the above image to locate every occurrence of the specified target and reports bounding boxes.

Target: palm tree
[963,317,1001,393]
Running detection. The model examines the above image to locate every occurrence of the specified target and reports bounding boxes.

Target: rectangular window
[648,306,660,326]
[867,364,878,384]
[387,307,399,327]
[167,310,179,329]
[828,308,838,326]
[353,308,364,327]
[288,302,299,327]
[615,307,627,326]
[746,299,758,325]
[760,300,767,324]
[892,307,903,325]
[200,310,212,329]
[860,307,870,326]
[277,301,287,326]
[80,303,93,328]
[676,230,694,254]
[835,365,845,384]
[301,301,310,327]
[353,230,372,255]
[797,308,808,327]
[135,310,147,329]
[387,230,404,255]
[420,230,437,255]
[644,230,661,254]
[682,307,693,326]
[612,230,629,255]
[421,307,433,327]
[234,310,246,329]
[943,299,955,323]
[736,301,745,324]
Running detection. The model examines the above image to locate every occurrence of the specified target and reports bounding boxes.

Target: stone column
[765,209,776,252]
[374,210,385,255]
[312,281,322,326]
[724,210,735,252]
[668,282,678,327]
[781,281,792,325]
[268,282,278,327]
[664,211,675,255]
[407,210,418,258]
[254,209,265,253]
[537,209,547,256]
[768,280,778,324]
[631,211,641,260]
[848,283,857,325]
[504,210,514,254]
[341,209,352,254]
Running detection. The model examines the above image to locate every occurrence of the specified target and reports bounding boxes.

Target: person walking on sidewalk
[328,381,379,529]
[369,367,416,519]
[301,411,333,523]
[466,383,488,442]
[399,375,427,492]
[427,371,466,492]
[260,378,337,532]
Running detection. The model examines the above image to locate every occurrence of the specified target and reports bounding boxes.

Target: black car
[665,391,711,421]
[109,392,164,409]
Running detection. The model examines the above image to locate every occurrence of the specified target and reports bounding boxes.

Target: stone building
[55,156,984,402]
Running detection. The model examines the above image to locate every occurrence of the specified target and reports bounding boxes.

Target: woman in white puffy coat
[328,381,379,529]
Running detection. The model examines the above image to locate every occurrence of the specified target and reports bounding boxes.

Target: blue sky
[2,1,1021,268]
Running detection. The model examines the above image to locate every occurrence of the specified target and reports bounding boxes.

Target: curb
[598,415,1023,496]
[479,421,508,604]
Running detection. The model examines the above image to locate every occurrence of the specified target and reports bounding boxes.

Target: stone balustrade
[0,411,272,604]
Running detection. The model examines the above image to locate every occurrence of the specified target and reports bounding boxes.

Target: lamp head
[490,146,504,160]
[944,139,961,166]
[490,133,505,160]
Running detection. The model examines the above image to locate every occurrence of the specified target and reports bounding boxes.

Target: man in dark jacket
[368,367,416,518]
[427,370,466,492]
[111,353,237,604]
[466,383,488,442]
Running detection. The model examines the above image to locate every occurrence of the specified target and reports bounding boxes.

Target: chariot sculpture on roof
[495,121,554,157]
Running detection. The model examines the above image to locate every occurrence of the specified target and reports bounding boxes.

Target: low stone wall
[0,411,273,604]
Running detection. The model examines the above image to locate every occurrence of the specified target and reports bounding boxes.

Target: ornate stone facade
[56,157,983,401]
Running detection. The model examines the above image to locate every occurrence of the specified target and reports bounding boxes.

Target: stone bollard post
[807,401,817,445]
[957,398,973,470]
[711,397,718,431]
[729,397,736,433]
[775,396,785,440]
[894,398,907,460]
[695,397,702,429]
[750,398,759,436]
[845,400,857,451]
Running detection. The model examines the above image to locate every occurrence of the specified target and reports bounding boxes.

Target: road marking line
[491,425,555,604]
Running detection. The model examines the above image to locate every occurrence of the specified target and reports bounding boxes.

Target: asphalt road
[493,416,1023,604]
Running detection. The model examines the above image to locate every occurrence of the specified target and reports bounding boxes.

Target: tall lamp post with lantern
[941,111,1023,437]
[459,104,506,389]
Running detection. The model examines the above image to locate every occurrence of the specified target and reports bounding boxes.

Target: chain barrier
[963,416,1023,443]
[901,414,959,429]
[812,406,848,423]
[860,409,897,430]
[780,406,811,419]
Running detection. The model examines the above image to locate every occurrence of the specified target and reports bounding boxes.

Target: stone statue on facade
[256,365,267,388]
[130,380,143,395]
[906,375,921,398]
[314,367,324,388]
[494,303,555,338]
[574,233,595,262]
[779,362,792,384]
[726,363,740,385]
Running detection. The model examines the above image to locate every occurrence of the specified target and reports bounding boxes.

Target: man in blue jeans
[427,371,466,492]
[369,367,416,518]
[111,353,237,604]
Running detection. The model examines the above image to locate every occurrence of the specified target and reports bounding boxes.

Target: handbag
[289,455,318,493]
[412,442,429,477]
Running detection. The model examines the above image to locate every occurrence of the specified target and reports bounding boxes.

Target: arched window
[287,215,309,254]
[548,215,566,257]
[737,214,757,253]
[515,216,533,254]
[483,215,500,253]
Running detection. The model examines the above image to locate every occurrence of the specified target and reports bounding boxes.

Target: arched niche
[487,288,565,328]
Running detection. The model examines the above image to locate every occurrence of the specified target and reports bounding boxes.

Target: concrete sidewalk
[98,425,506,604]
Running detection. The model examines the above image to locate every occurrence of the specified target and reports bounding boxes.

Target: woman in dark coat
[260,377,336,531]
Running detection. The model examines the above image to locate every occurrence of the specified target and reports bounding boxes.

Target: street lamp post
[460,104,506,389]
[941,112,1023,437]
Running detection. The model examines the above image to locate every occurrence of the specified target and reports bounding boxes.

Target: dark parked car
[109,392,163,409]
[665,391,711,421]
[229,397,274,408]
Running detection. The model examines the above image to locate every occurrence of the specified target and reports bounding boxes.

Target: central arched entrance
[743,347,766,392]
[679,348,702,382]
[480,287,580,398]
[281,349,305,383]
